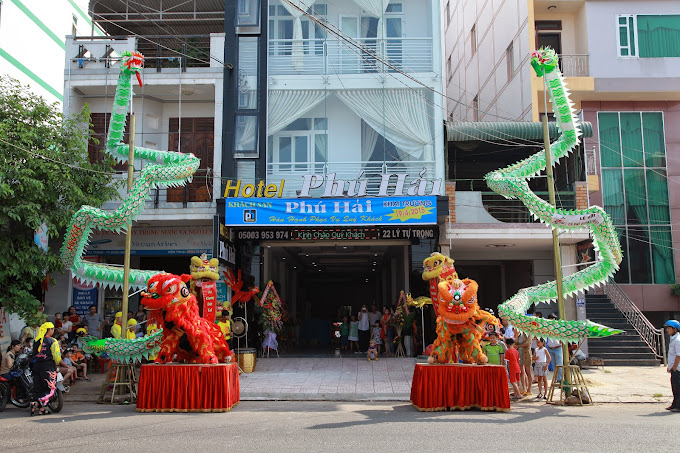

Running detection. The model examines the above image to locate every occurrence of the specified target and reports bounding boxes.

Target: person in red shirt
[67,306,80,325]
[505,338,522,399]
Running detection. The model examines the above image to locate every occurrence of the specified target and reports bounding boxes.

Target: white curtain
[337,89,433,160]
[361,120,379,160]
[352,0,390,40]
[280,0,317,71]
[268,89,329,135]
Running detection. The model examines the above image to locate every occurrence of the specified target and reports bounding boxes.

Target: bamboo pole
[120,114,136,340]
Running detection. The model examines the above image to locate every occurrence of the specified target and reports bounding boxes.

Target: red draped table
[137,363,240,413]
[410,363,510,412]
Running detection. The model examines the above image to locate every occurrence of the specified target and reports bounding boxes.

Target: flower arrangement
[258,280,287,334]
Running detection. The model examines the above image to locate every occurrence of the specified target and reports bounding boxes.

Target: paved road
[0,402,676,452]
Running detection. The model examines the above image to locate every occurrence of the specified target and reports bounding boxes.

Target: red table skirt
[137,363,240,413]
[410,363,510,412]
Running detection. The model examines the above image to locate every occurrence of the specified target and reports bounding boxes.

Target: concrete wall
[445,0,533,122]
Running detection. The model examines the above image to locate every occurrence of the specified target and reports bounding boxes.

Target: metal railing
[267,160,437,197]
[558,54,589,77]
[479,191,576,223]
[268,38,433,75]
[601,278,666,365]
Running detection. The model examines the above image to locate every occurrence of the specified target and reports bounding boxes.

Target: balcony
[454,191,576,224]
[268,38,433,75]
[559,54,589,77]
[267,160,437,197]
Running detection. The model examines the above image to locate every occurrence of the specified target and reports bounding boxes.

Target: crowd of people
[482,312,568,400]
[339,304,401,359]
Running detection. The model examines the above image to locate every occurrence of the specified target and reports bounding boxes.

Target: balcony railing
[267,160,437,197]
[269,38,433,75]
[479,191,576,223]
[558,54,589,77]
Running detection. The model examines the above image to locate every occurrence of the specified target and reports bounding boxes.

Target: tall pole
[120,114,136,340]
[542,113,569,381]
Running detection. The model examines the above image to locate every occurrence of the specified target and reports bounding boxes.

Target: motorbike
[0,353,63,413]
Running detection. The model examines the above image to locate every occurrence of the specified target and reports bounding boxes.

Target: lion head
[141,272,194,310]
[436,278,479,325]
[422,252,457,281]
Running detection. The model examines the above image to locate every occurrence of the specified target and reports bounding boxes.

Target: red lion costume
[141,272,233,364]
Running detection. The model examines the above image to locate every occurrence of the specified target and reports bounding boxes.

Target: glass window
[234,115,258,156]
[637,15,680,58]
[271,117,327,173]
[386,3,403,13]
[599,111,672,284]
[236,0,260,28]
[238,37,258,109]
[617,15,636,57]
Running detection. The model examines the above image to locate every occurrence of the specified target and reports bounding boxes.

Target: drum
[236,348,257,373]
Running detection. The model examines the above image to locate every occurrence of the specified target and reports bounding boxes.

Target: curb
[241,393,412,402]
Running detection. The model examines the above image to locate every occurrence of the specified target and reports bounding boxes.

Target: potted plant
[402,311,417,357]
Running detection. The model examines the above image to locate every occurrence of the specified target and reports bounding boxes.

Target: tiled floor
[240,357,417,399]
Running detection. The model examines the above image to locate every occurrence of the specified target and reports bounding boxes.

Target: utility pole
[120,114,136,340]
[542,113,570,382]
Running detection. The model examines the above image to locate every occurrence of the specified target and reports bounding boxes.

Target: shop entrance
[263,241,410,353]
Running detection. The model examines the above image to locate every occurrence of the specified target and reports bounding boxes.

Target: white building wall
[445,0,532,122]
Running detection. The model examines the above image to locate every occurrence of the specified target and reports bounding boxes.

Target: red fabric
[137,363,240,412]
[410,363,510,411]
[505,347,521,373]
[510,372,520,383]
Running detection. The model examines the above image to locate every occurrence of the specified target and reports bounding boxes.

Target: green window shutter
[651,226,674,284]
[624,168,647,224]
[619,112,643,167]
[637,15,680,57]
[602,169,625,225]
[598,112,622,167]
[646,169,670,225]
[642,112,666,167]
[629,16,636,56]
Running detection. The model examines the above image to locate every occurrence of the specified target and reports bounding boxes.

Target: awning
[446,121,593,142]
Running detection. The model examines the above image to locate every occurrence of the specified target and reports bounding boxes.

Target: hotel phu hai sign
[224,170,440,227]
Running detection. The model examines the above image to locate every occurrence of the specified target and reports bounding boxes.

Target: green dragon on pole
[60,52,200,361]
[485,48,623,342]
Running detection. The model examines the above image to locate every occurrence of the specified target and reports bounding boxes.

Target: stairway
[585,294,661,366]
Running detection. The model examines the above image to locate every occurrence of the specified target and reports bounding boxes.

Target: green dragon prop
[60,52,200,361]
[81,330,163,363]
[485,48,623,341]
[60,51,200,290]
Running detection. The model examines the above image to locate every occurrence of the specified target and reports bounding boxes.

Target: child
[23,337,33,355]
[371,320,382,354]
[505,338,522,399]
[64,349,89,381]
[533,338,551,399]
[367,339,379,361]
[340,316,349,353]
[348,315,359,353]
[483,331,505,365]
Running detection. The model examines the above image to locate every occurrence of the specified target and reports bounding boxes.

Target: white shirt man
[664,320,680,411]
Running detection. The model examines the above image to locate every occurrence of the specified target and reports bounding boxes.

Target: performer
[110,312,123,339]
[31,322,61,416]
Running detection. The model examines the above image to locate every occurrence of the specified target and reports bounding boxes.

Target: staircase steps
[585,294,661,367]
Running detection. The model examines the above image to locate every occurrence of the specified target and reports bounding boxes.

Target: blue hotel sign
[225,196,437,226]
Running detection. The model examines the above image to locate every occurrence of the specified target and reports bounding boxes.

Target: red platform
[137,363,240,413]
[410,363,510,412]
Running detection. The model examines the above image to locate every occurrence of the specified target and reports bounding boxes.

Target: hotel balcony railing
[480,191,576,223]
[268,38,433,75]
[558,54,589,77]
[266,160,437,197]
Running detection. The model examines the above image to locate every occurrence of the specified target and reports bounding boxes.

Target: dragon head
[530,47,558,77]
[121,51,144,86]
[437,278,479,325]
[141,272,193,310]
[422,252,457,281]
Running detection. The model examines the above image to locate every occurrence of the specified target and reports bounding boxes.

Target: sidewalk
[62,358,673,405]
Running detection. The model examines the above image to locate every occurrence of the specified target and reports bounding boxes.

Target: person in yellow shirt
[126,319,138,340]
[110,312,122,339]
[217,312,232,344]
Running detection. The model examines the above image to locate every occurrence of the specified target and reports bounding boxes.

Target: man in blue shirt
[664,320,680,412]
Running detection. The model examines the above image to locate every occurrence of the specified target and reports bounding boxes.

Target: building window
[269,3,326,56]
[269,118,327,173]
[617,14,680,58]
[506,42,514,81]
[472,95,479,121]
[598,111,673,284]
[471,24,476,56]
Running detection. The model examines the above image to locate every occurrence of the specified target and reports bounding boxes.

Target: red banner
[202,281,217,323]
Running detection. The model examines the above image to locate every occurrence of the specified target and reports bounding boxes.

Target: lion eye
[180,287,190,297]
